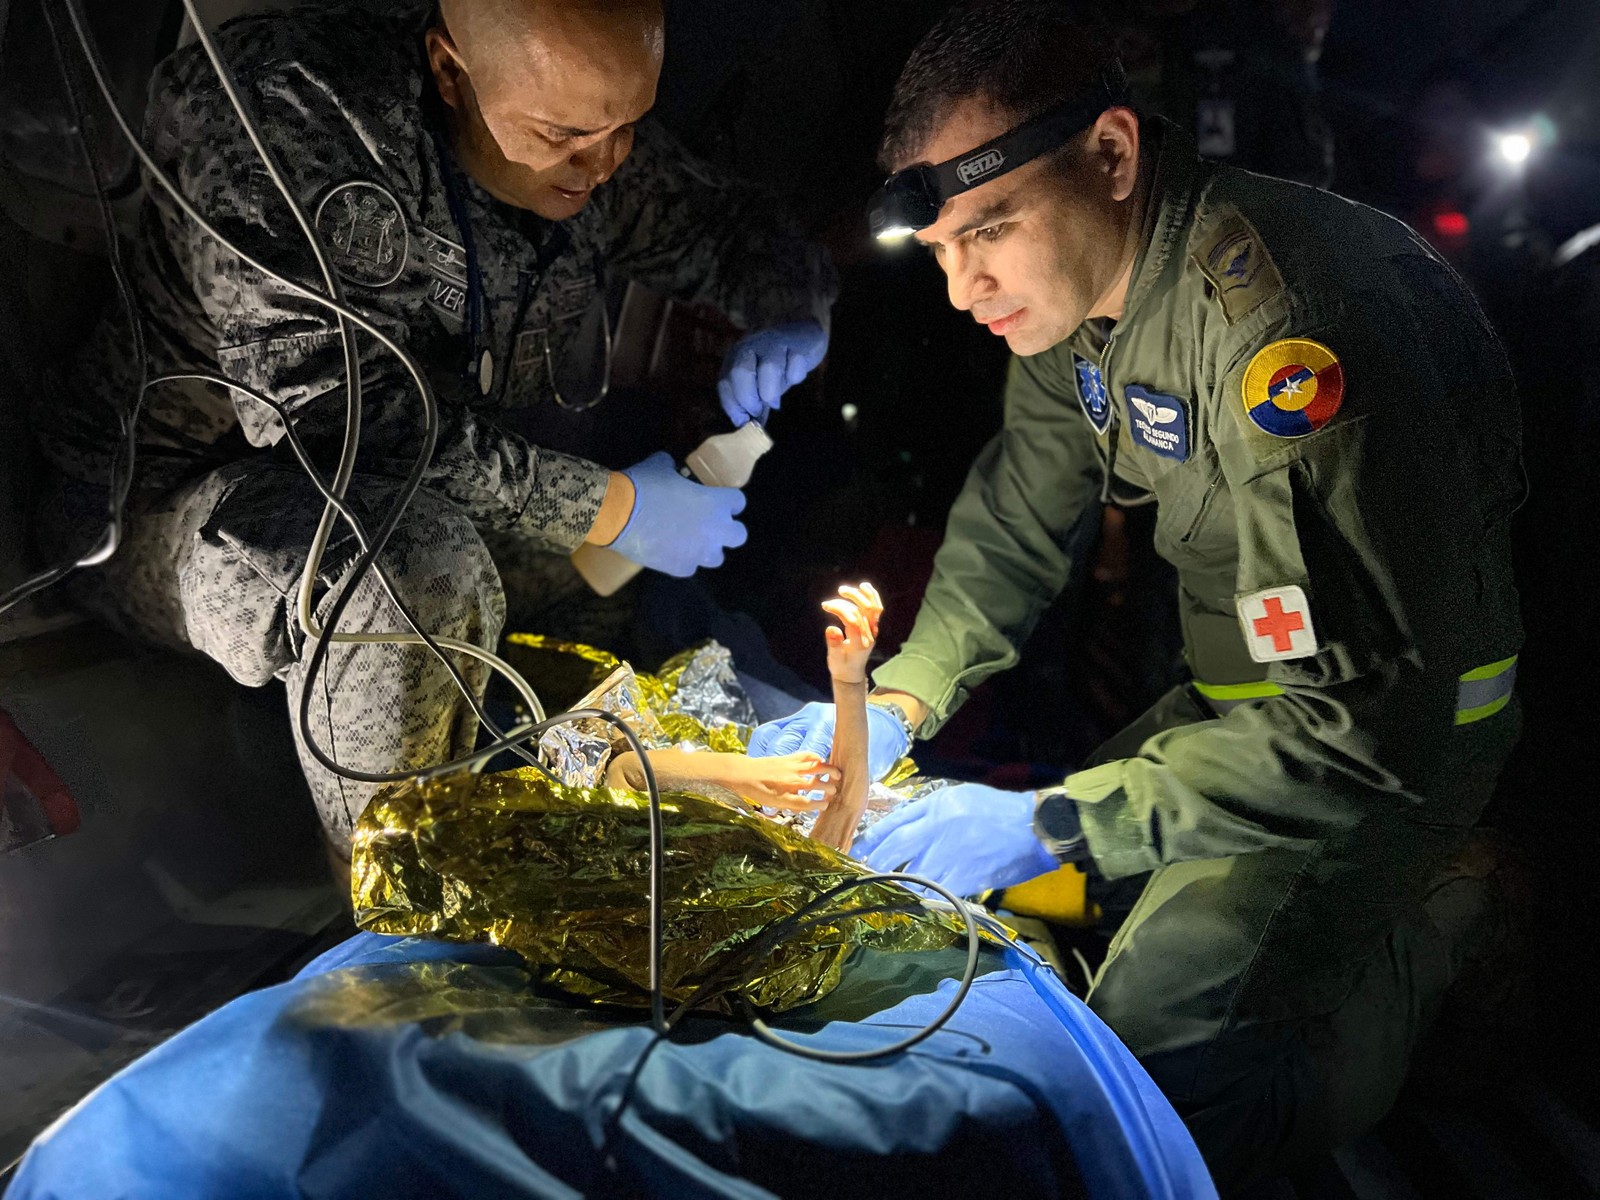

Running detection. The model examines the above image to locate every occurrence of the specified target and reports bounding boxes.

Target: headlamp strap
[927,76,1123,202]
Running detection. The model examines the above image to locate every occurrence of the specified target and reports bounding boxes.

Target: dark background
[651,0,1600,1181]
[2,0,1599,1192]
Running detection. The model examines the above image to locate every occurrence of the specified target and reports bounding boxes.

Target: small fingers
[821,598,870,651]
[839,584,882,639]
[778,751,831,777]
[858,582,884,636]
[840,585,883,625]
[799,775,840,804]
[820,597,861,624]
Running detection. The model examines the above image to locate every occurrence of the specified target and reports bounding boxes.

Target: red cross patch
[1237,585,1319,663]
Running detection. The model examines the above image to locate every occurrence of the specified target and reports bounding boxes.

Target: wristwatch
[1032,784,1088,863]
[866,694,920,745]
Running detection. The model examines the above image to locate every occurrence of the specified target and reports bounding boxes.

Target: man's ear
[425,25,468,113]
[1090,106,1142,203]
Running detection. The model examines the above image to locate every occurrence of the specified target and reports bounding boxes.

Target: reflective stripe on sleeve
[1192,655,1518,724]
[1455,656,1518,726]
[1191,679,1285,716]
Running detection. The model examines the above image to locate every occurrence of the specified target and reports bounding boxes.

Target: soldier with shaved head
[35,0,836,854]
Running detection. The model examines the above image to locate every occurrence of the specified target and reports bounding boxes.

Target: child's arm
[810,583,883,851]
[606,747,836,811]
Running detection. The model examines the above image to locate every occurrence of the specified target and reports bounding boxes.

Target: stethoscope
[430,126,614,412]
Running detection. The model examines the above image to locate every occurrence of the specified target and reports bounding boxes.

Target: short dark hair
[879,0,1124,172]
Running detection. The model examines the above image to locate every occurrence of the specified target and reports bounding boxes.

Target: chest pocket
[502,266,601,410]
[1154,445,1236,566]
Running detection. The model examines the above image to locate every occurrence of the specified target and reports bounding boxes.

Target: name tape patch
[1124,384,1190,462]
[418,226,468,324]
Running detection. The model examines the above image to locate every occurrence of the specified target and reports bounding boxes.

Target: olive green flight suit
[873,125,1523,1187]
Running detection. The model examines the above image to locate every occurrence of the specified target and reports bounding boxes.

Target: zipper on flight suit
[1181,475,1222,543]
[1097,330,1121,504]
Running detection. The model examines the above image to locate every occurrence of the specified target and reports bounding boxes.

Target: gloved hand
[610,452,747,577]
[746,700,908,783]
[718,320,829,427]
[853,782,1059,898]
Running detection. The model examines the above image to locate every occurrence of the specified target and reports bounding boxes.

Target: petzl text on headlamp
[867,79,1125,241]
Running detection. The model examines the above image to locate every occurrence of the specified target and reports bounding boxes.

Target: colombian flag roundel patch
[1241,338,1344,438]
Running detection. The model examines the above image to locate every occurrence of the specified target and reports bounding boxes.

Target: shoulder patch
[1238,585,1319,662]
[314,180,408,288]
[1193,211,1282,325]
[1241,338,1344,438]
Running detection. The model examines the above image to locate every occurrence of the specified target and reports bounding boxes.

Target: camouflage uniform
[34,0,835,852]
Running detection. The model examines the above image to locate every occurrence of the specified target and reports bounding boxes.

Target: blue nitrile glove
[717,320,829,427]
[746,701,909,782]
[854,782,1060,898]
[610,451,748,577]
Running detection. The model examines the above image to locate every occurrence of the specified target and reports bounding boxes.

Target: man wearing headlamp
[751,0,1523,1186]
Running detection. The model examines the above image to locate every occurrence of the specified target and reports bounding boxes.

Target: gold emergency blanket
[351,636,959,1013]
[351,768,965,1013]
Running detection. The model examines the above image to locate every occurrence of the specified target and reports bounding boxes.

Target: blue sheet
[8,934,1215,1199]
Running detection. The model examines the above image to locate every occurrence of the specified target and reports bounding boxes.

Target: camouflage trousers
[47,461,636,856]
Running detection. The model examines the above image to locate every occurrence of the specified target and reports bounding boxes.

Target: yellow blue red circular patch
[1241,338,1345,438]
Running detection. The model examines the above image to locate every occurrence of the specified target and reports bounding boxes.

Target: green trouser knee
[1081,686,1510,1193]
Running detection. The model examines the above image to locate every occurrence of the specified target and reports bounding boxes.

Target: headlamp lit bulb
[1492,116,1556,171]
[1496,132,1533,166]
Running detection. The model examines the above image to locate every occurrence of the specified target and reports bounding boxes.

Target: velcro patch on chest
[548,272,599,323]
[417,226,469,323]
[1237,585,1319,662]
[1193,211,1282,325]
[1073,355,1112,434]
[1123,385,1191,462]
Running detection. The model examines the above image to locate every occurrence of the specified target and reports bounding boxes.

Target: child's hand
[724,751,838,811]
[822,582,882,685]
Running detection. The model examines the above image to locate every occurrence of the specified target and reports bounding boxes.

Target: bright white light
[875,226,915,242]
[1496,132,1533,166]
[840,403,859,422]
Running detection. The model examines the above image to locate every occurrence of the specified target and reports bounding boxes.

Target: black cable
[673,872,982,1061]
[665,899,925,1026]
[599,875,985,1174]
[1,0,149,619]
[44,0,994,1075]
[145,370,548,776]
[416,705,666,1034]
[48,0,558,785]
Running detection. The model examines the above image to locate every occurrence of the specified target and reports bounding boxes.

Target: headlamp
[867,73,1128,242]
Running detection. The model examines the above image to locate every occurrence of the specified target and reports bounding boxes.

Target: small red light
[1433,211,1470,238]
